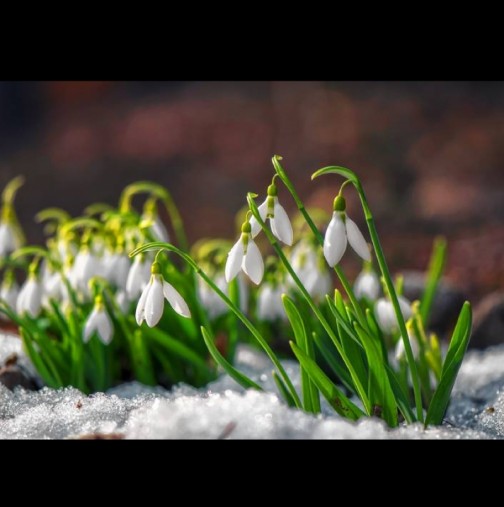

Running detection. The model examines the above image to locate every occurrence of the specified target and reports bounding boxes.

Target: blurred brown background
[0,81,502,302]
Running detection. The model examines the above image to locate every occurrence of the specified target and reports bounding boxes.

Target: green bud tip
[333,195,346,212]
[151,261,162,275]
[241,221,251,234]
[267,183,278,197]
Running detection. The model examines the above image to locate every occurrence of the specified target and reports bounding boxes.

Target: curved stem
[130,242,302,408]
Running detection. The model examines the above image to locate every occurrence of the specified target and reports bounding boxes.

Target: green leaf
[290,341,365,420]
[272,371,297,408]
[201,326,263,391]
[353,322,398,427]
[143,325,212,377]
[425,302,472,426]
[282,294,320,413]
[420,237,447,327]
[311,331,354,393]
[311,165,359,186]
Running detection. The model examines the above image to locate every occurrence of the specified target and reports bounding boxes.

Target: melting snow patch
[0,334,503,439]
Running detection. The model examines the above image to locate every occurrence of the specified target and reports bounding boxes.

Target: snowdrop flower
[17,270,43,318]
[83,296,114,345]
[323,195,371,267]
[141,201,170,242]
[126,254,151,299]
[136,261,191,327]
[109,252,131,290]
[0,271,19,319]
[71,247,101,296]
[0,220,21,258]
[354,265,381,301]
[374,295,413,334]
[257,283,286,321]
[289,241,331,299]
[395,329,420,362]
[225,220,264,285]
[198,274,228,319]
[250,182,293,245]
[150,216,169,243]
[198,273,249,319]
[115,290,130,313]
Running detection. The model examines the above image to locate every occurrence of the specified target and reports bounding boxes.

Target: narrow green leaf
[201,326,263,391]
[290,341,365,421]
[311,331,354,393]
[425,302,472,426]
[283,294,320,413]
[420,237,447,327]
[353,322,398,427]
[143,325,212,375]
[272,371,297,408]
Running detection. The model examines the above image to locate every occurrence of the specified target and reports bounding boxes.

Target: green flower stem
[130,242,302,408]
[271,155,369,334]
[247,193,371,414]
[312,165,424,422]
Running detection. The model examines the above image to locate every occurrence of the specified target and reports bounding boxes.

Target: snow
[1,333,503,439]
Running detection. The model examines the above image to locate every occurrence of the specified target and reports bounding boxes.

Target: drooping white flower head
[257,283,286,321]
[225,220,264,285]
[354,266,381,301]
[136,261,191,327]
[0,220,22,258]
[289,240,331,299]
[126,254,152,300]
[0,271,19,319]
[71,247,101,297]
[323,195,371,267]
[83,296,114,345]
[250,182,293,246]
[17,271,43,318]
[395,327,420,362]
[374,295,413,335]
[109,252,131,290]
[197,272,249,319]
[115,290,130,314]
[150,216,170,243]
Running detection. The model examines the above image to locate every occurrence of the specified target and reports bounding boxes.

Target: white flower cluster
[0,202,193,345]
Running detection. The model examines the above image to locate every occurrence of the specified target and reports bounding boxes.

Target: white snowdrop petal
[323,213,347,267]
[145,276,164,327]
[345,217,371,262]
[257,285,274,320]
[163,281,191,318]
[151,217,169,243]
[272,201,293,246]
[25,280,42,318]
[375,298,394,334]
[114,255,131,290]
[250,200,268,238]
[135,283,151,325]
[97,311,114,345]
[225,239,244,283]
[0,283,18,311]
[354,271,381,301]
[83,308,98,343]
[398,295,413,321]
[242,239,264,285]
[395,333,419,361]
